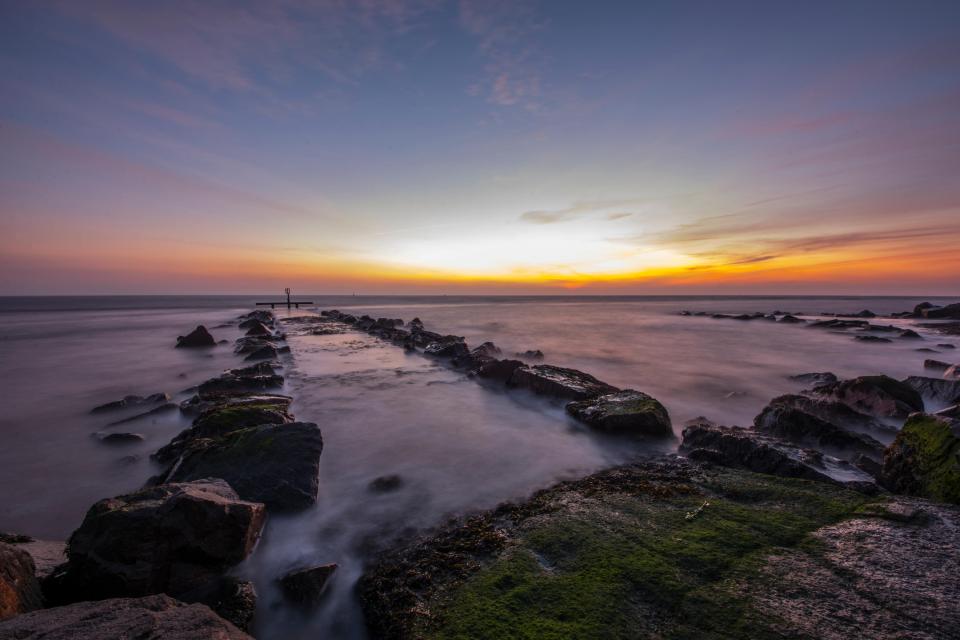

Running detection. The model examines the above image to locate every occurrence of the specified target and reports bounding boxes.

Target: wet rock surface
[0,594,252,639]
[91,393,170,414]
[881,413,960,504]
[902,375,960,407]
[0,543,43,622]
[754,402,885,459]
[175,326,216,348]
[565,390,672,437]
[279,564,337,607]
[507,364,619,400]
[356,459,943,639]
[809,375,923,419]
[44,480,265,604]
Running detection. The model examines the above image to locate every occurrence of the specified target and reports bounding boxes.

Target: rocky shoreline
[0,309,328,638]
[2,303,960,638]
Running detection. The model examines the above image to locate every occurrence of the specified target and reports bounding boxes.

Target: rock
[935,405,960,419]
[808,318,868,329]
[43,480,265,609]
[0,542,43,621]
[424,340,469,359]
[243,321,273,336]
[178,392,293,418]
[154,402,295,465]
[155,423,323,511]
[565,390,672,438]
[939,343,956,349]
[198,371,283,396]
[176,576,256,632]
[854,335,891,343]
[945,364,960,380]
[0,594,252,639]
[175,326,216,348]
[918,321,960,336]
[515,349,545,359]
[916,348,940,353]
[853,453,883,478]
[810,375,924,419]
[106,403,177,426]
[851,309,876,318]
[233,335,284,354]
[94,432,144,445]
[470,342,502,358]
[913,301,937,316]
[507,365,619,400]
[368,475,403,493]
[899,329,922,339]
[244,344,279,361]
[901,376,960,408]
[763,394,893,436]
[9,540,65,581]
[881,413,960,503]
[408,317,424,331]
[91,393,170,414]
[788,372,838,386]
[279,564,337,607]
[924,359,951,371]
[753,404,885,459]
[679,423,832,482]
[921,302,960,319]
[778,314,804,323]
[473,358,525,383]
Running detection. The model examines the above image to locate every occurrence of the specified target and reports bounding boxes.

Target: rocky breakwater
[320,310,673,439]
[0,309,322,637]
[358,457,960,639]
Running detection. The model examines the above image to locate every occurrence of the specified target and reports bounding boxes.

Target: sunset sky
[1,1,959,295]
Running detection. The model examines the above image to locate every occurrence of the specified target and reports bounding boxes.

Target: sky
[1,0,959,295]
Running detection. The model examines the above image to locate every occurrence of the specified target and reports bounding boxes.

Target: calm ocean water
[0,294,955,638]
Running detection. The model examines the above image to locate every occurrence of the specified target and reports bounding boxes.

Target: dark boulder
[810,375,923,419]
[178,392,293,418]
[913,302,936,316]
[679,423,832,482]
[424,340,469,359]
[566,390,672,438]
[473,358,525,383]
[106,403,178,426]
[763,394,894,437]
[788,372,838,386]
[155,423,323,511]
[198,371,283,396]
[0,594,252,639]
[899,329,922,339]
[515,349,545,359]
[43,480,265,608]
[902,376,960,408]
[175,326,216,348]
[279,564,337,607]
[368,475,403,493]
[176,576,257,632]
[947,365,960,380]
[854,335,891,343]
[753,404,885,459]
[921,303,960,319]
[243,321,273,337]
[91,393,170,414]
[154,402,295,465]
[939,343,956,349]
[244,344,279,361]
[778,314,804,323]
[507,365,619,400]
[94,432,144,445]
[471,342,502,358]
[0,542,43,621]
[880,413,960,504]
[924,359,951,371]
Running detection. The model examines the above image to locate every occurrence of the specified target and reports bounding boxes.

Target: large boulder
[279,564,337,607]
[753,404,885,459]
[566,390,672,438]
[763,394,892,436]
[0,594,252,639]
[155,423,323,511]
[175,326,216,348]
[881,414,960,504]
[473,358,525,383]
[243,321,273,337]
[0,543,43,621]
[44,480,265,607]
[810,375,923,419]
[154,402,295,465]
[679,422,832,482]
[507,364,619,400]
[789,372,838,386]
[424,339,470,359]
[902,376,960,408]
[179,392,292,418]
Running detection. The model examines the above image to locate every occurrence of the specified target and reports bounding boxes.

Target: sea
[0,294,956,638]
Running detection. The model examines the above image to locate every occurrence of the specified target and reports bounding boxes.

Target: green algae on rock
[565,390,672,438]
[882,413,960,504]
[358,459,892,640]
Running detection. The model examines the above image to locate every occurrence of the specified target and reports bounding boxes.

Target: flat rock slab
[507,364,619,400]
[566,390,672,437]
[0,594,252,639]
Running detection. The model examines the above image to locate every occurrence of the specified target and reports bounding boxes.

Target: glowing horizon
[1,2,959,296]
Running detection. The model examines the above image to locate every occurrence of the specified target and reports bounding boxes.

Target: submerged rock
[945,364,960,380]
[243,344,280,361]
[94,432,144,445]
[901,376,960,407]
[91,393,170,414]
[810,375,923,419]
[924,358,952,371]
[423,339,469,359]
[175,326,216,348]
[156,423,323,511]
[368,475,403,493]
[243,321,273,336]
[565,390,672,438]
[507,364,619,400]
[854,335,891,343]
[515,349,545,359]
[778,314,804,323]
[0,594,252,639]
[43,480,265,610]
[763,394,895,437]
[0,542,43,621]
[788,371,838,386]
[106,402,177,426]
[921,302,960,319]
[472,358,525,383]
[279,564,337,607]
[881,413,960,504]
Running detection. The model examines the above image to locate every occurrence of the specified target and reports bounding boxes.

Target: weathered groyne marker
[256,287,313,309]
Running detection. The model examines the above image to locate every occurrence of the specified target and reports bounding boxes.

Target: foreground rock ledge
[358,459,959,639]
[0,594,252,639]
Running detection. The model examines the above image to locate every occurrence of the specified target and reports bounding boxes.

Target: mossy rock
[882,414,960,504]
[566,390,672,438]
[358,460,873,639]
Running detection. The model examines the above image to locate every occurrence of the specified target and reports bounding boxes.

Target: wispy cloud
[519,199,641,224]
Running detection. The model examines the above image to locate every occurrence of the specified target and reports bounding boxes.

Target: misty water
[1,295,956,638]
